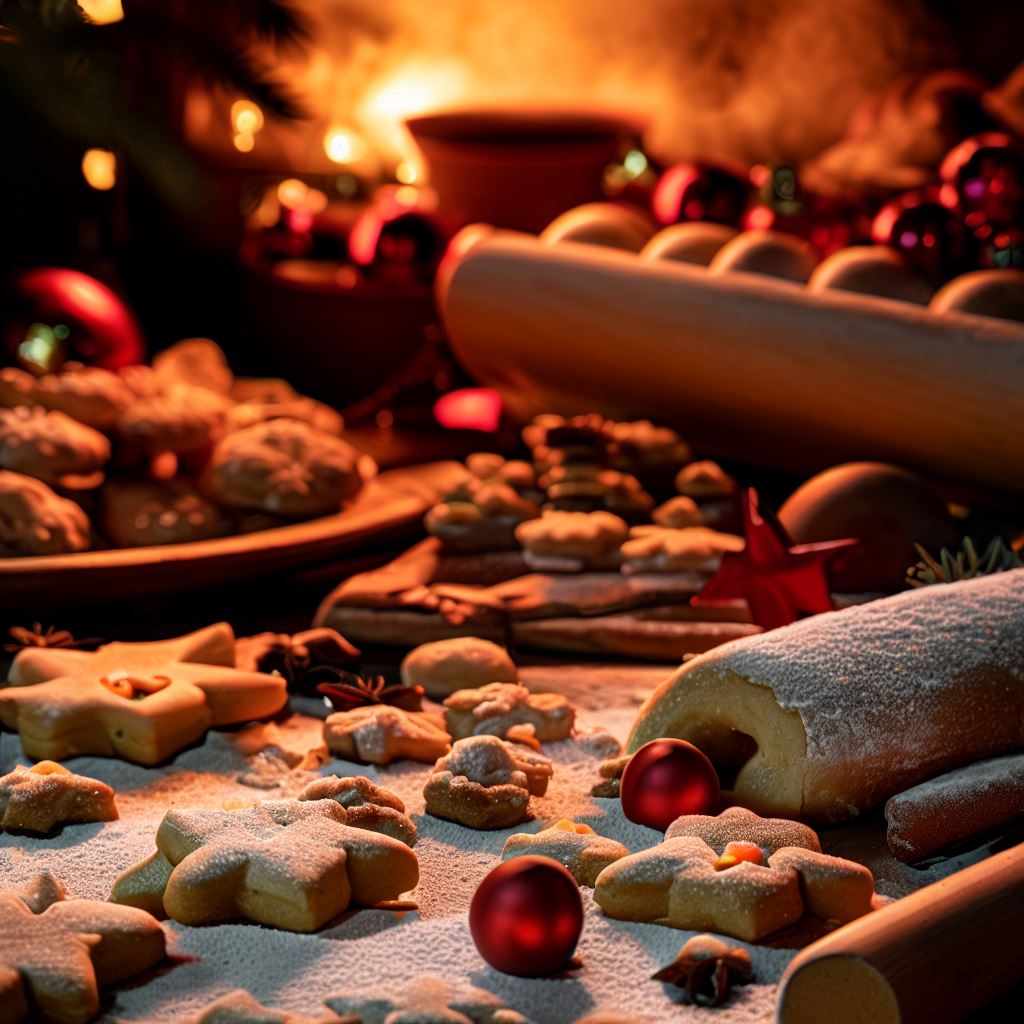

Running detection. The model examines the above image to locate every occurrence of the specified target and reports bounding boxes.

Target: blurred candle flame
[81,149,116,190]
[79,0,124,25]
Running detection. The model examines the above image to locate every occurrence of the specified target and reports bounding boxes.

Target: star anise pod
[652,934,754,1007]
[4,624,103,655]
[317,671,424,713]
[239,628,360,693]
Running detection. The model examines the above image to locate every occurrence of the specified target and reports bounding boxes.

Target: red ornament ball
[620,739,720,831]
[3,267,144,374]
[348,208,448,283]
[940,132,1024,231]
[871,189,965,284]
[652,162,748,228]
[469,856,583,977]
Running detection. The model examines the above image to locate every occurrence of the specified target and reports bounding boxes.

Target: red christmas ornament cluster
[870,189,965,284]
[695,488,856,631]
[620,739,721,832]
[469,856,583,977]
[349,207,448,283]
[652,162,749,228]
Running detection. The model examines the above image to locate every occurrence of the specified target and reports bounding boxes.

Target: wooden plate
[0,462,466,612]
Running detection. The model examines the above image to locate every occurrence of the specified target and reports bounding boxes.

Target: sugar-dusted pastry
[0,761,117,834]
[116,382,231,455]
[100,478,234,547]
[401,636,518,699]
[193,989,349,1024]
[674,460,736,499]
[665,806,821,856]
[423,735,553,830]
[444,682,575,743]
[0,623,287,764]
[206,418,374,518]
[768,847,875,923]
[591,754,631,798]
[628,572,1024,822]
[0,886,166,1024]
[323,704,451,765]
[153,337,234,395]
[327,975,529,1024]
[0,363,133,430]
[884,750,1024,863]
[652,495,703,529]
[515,509,628,572]
[620,525,744,574]
[0,406,110,488]
[502,819,629,886]
[0,470,91,556]
[298,775,417,846]
[110,798,419,932]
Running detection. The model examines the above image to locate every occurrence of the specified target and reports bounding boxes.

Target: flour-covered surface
[0,663,986,1024]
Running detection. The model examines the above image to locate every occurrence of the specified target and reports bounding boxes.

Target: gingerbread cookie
[443,682,575,743]
[11,871,68,913]
[323,704,451,765]
[426,480,540,553]
[193,989,352,1024]
[206,419,374,518]
[0,623,287,764]
[0,886,166,1024]
[0,364,133,430]
[652,495,703,529]
[423,735,552,830]
[401,637,518,699]
[0,470,91,556]
[665,807,822,855]
[152,337,234,395]
[116,382,231,455]
[227,395,344,437]
[0,761,117,834]
[620,526,745,574]
[674,460,736,499]
[502,819,629,886]
[298,775,417,846]
[515,509,628,572]
[608,419,692,473]
[0,406,110,488]
[110,798,419,932]
[100,478,234,547]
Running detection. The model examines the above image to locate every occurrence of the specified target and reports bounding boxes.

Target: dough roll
[627,571,1024,823]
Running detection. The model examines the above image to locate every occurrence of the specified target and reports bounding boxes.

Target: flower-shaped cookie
[515,509,628,572]
[0,886,166,1024]
[423,735,553,830]
[0,623,287,764]
[620,526,744,574]
[323,705,451,765]
[443,682,575,743]
[298,775,417,847]
[502,819,629,886]
[0,761,117,834]
[110,798,419,932]
[595,808,875,940]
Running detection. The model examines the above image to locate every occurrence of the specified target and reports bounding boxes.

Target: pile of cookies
[0,339,374,556]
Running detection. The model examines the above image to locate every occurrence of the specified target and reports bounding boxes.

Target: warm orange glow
[233,132,256,153]
[231,100,264,135]
[395,161,419,185]
[79,0,124,25]
[324,127,368,165]
[277,178,309,210]
[81,149,117,190]
[433,388,503,432]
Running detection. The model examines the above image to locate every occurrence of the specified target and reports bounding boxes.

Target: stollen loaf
[627,571,1024,823]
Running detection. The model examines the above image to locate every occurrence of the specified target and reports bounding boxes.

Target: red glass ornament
[871,189,965,284]
[349,208,448,283]
[695,488,856,631]
[470,856,583,977]
[620,739,720,831]
[433,388,502,432]
[652,162,748,227]
[3,267,144,374]
[940,132,1024,231]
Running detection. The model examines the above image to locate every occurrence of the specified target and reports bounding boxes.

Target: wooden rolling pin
[776,842,1024,1024]
[437,229,1024,494]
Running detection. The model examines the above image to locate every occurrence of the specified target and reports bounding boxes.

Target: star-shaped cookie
[502,819,629,886]
[0,886,166,1024]
[110,798,419,932]
[193,989,355,1024]
[0,623,287,764]
[324,704,451,765]
[0,761,117,833]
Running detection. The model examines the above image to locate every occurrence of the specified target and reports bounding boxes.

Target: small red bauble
[469,856,583,977]
[620,739,720,831]
[940,132,1024,231]
[871,189,965,284]
[651,162,748,228]
[348,208,448,283]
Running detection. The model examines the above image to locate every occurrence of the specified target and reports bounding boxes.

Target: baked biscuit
[401,637,518,699]
[100,478,234,547]
[0,406,110,487]
[608,419,692,471]
[502,819,629,886]
[665,807,822,856]
[0,364,133,430]
[0,470,90,556]
[116,383,231,454]
[652,495,703,529]
[768,847,875,923]
[423,735,553,830]
[298,775,417,846]
[323,705,451,765]
[620,526,745,574]
[153,337,234,395]
[674,460,737,499]
[227,395,344,437]
[193,989,349,1024]
[426,480,540,552]
[591,754,632,798]
[444,682,575,743]
[206,419,374,518]
[515,509,628,572]
[0,761,117,834]
[0,887,166,1024]
[110,798,419,932]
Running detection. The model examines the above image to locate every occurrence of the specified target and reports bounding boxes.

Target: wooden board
[0,462,467,612]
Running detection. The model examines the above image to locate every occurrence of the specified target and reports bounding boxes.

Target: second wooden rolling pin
[776,841,1024,1024]
[437,229,1024,494]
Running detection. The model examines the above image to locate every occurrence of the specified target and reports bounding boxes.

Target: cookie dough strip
[438,229,1024,493]
[778,841,1024,1024]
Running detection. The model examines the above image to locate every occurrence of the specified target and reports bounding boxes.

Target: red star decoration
[694,488,857,631]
